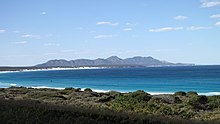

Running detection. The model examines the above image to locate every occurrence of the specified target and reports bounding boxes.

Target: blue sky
[0,0,220,66]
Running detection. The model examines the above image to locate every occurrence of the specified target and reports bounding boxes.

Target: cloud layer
[11,41,28,45]
[174,16,188,20]
[210,14,220,18]
[123,28,133,31]
[215,21,220,26]
[44,43,60,47]
[187,26,210,30]
[0,29,6,33]
[149,27,183,32]
[201,0,220,8]
[94,34,118,39]
[42,12,47,15]
[96,21,119,26]
[21,34,40,38]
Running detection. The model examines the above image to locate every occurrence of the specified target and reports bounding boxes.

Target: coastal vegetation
[0,87,219,124]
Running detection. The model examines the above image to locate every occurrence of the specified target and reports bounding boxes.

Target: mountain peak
[146,56,154,59]
[106,56,123,64]
[107,56,122,60]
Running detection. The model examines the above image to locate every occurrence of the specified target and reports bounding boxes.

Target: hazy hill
[36,56,194,67]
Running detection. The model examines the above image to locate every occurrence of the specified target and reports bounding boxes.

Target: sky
[0,0,220,66]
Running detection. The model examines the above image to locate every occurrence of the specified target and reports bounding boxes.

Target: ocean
[0,65,220,95]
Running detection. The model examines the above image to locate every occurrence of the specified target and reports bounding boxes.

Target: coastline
[0,66,107,73]
[1,84,220,96]
[19,86,220,96]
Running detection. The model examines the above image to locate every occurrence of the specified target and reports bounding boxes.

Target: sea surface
[0,66,220,95]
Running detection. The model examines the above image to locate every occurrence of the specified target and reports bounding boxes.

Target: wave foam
[0,71,20,74]
[30,86,64,90]
[10,83,17,86]
[199,92,220,96]
[0,67,107,74]
[0,83,220,96]
[81,88,110,93]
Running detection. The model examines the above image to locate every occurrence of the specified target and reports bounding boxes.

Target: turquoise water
[0,66,220,95]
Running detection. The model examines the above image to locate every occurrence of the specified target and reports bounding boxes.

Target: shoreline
[2,65,215,73]
[2,85,220,96]
[24,87,220,96]
[0,66,107,73]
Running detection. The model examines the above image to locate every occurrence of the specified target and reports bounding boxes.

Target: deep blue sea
[0,66,220,95]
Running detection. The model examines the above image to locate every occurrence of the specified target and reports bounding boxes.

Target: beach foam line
[81,88,110,93]
[27,86,111,93]
[30,86,65,90]
[199,92,220,96]
[10,83,17,86]
[30,86,110,92]
[22,67,106,72]
[1,84,220,96]
[0,71,20,74]
[0,67,107,74]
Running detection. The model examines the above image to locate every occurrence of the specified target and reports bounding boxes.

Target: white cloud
[0,29,6,33]
[44,43,60,46]
[11,41,28,45]
[21,34,40,38]
[210,14,220,18]
[126,23,137,26]
[215,21,220,26]
[42,12,47,15]
[187,26,210,30]
[96,21,119,26]
[21,34,32,38]
[97,21,111,25]
[94,34,118,39]
[149,27,183,32]
[174,16,188,20]
[123,28,133,31]
[201,0,220,8]
[13,30,20,33]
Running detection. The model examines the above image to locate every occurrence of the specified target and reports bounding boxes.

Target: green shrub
[174,91,186,96]
[134,93,152,102]
[186,91,198,97]
[188,95,207,110]
[64,87,74,90]
[98,96,114,103]
[199,95,208,104]
[207,96,220,109]
[0,99,205,124]
[107,91,121,97]
[157,105,174,115]
[74,88,81,92]
[180,110,196,119]
[130,90,151,102]
[84,88,92,92]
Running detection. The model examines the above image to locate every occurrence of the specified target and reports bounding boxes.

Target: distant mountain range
[36,56,194,67]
